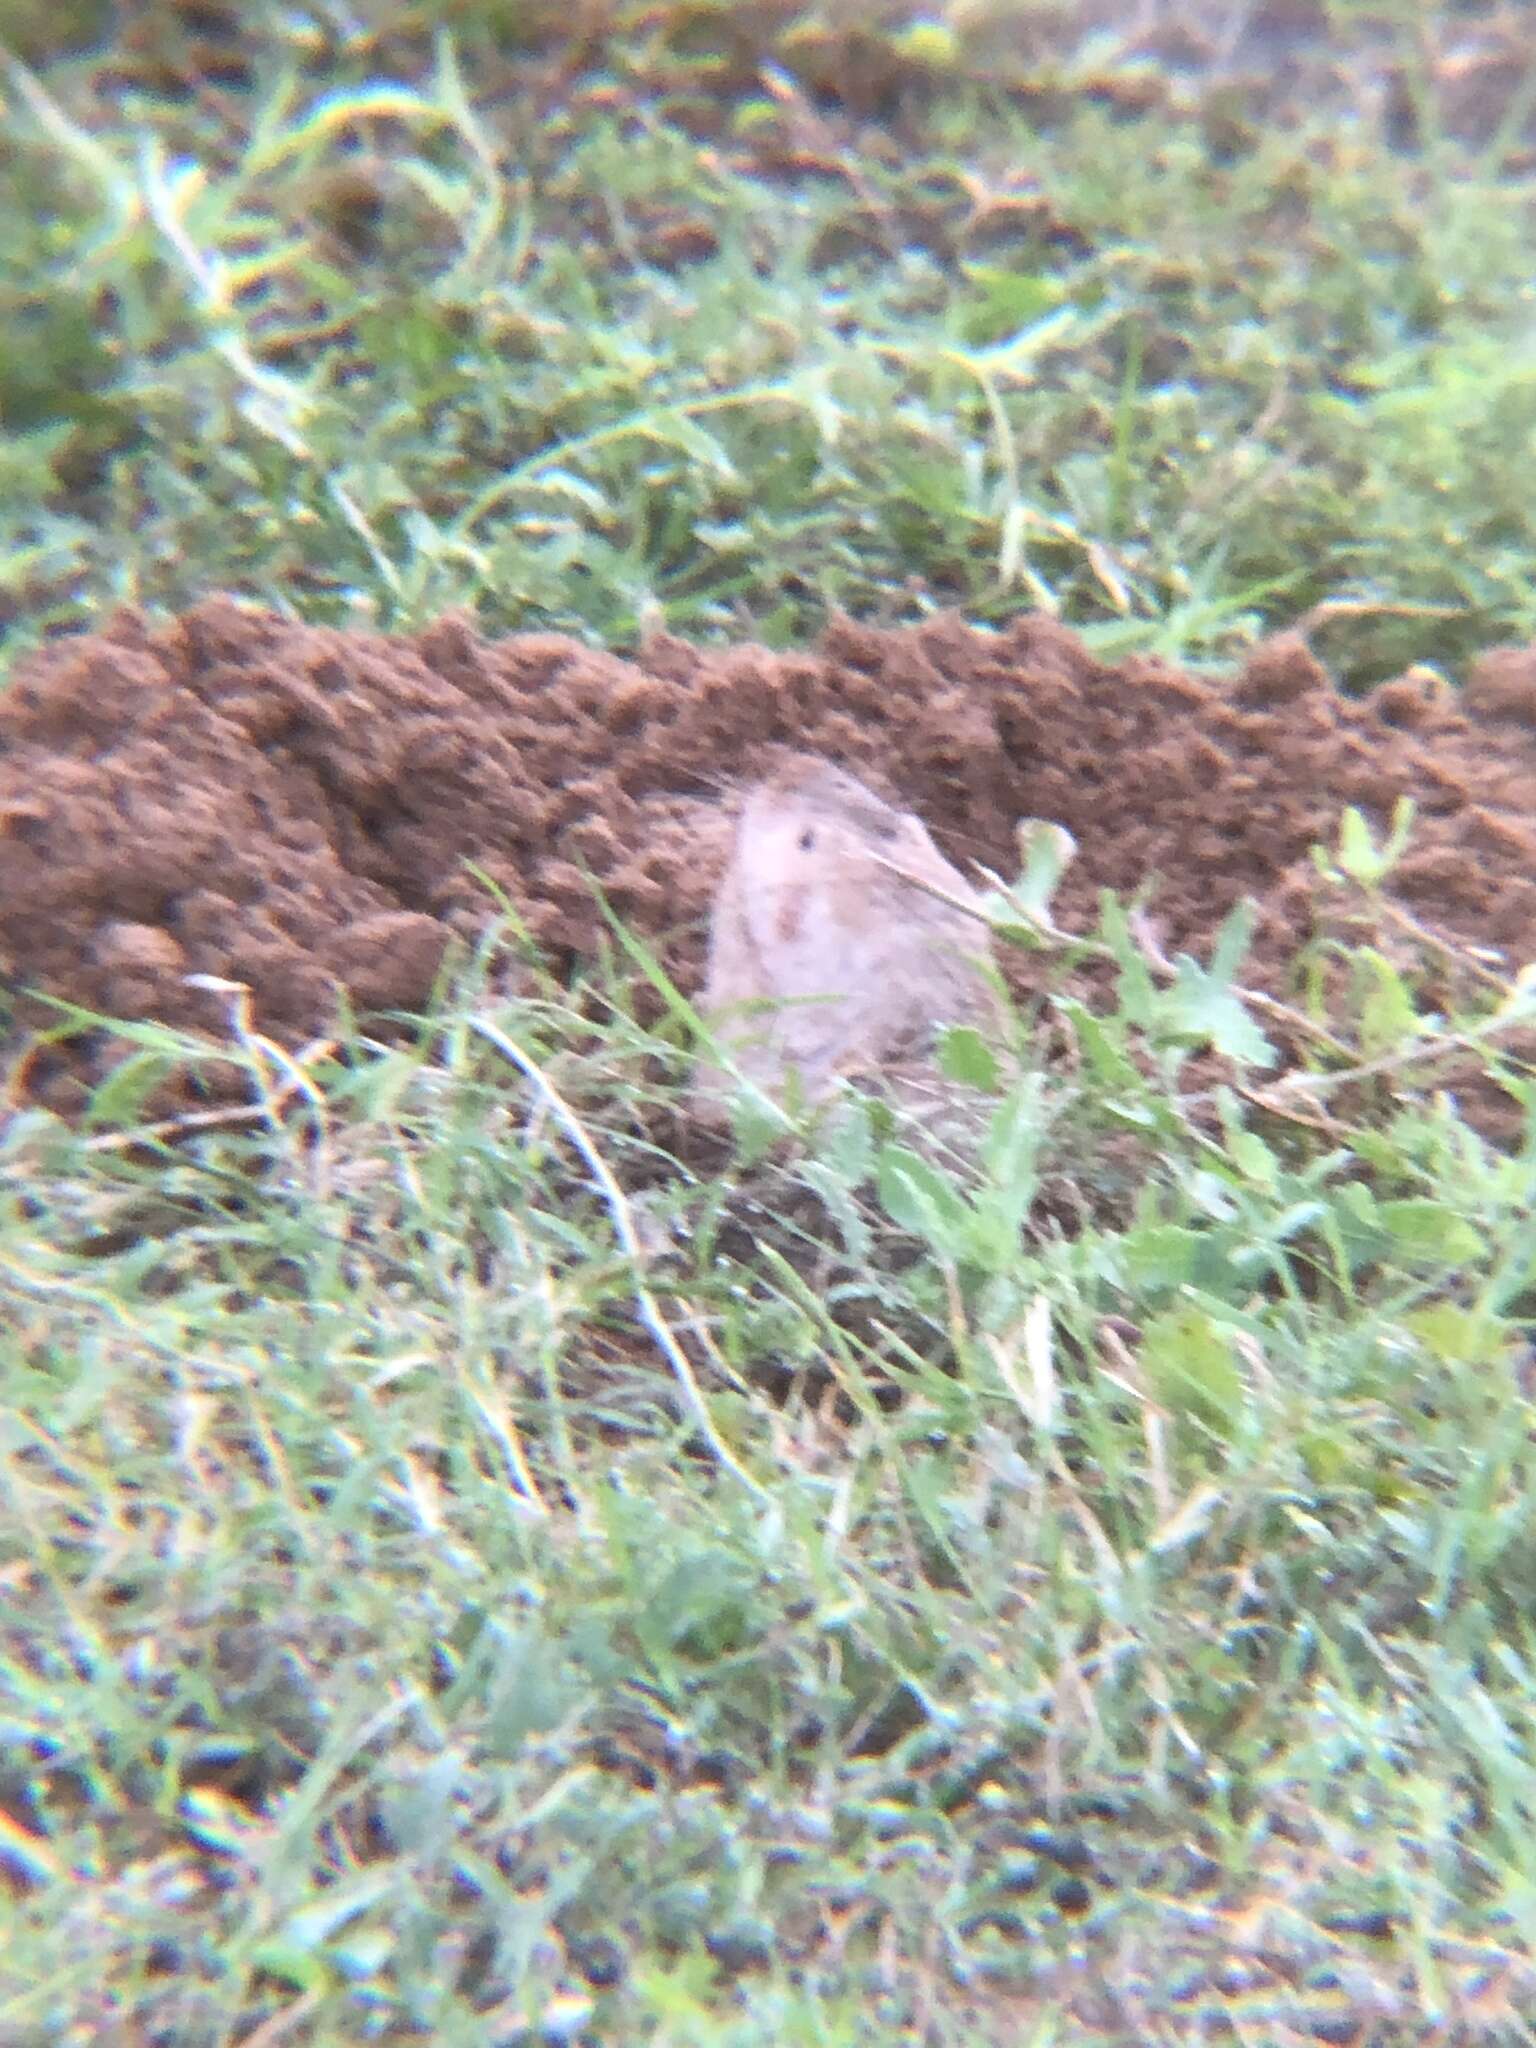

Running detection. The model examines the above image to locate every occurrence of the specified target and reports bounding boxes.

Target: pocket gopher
[693,754,998,1106]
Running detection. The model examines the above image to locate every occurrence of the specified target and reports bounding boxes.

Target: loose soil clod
[4,597,1536,1101]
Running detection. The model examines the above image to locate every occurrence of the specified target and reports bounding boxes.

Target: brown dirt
[5,597,1536,1104]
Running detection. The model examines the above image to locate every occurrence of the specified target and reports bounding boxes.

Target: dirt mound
[5,597,1536,1099]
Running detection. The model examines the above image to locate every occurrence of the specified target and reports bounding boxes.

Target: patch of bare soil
[4,598,1536,1103]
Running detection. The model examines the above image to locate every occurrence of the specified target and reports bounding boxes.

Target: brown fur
[693,755,997,1104]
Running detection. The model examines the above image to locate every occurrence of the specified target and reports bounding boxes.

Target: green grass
[4,1,1536,682]
[7,852,1536,2042]
[6,4,1536,2042]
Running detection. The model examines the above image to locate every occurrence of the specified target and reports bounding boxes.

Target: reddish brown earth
[4,597,1536,1101]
